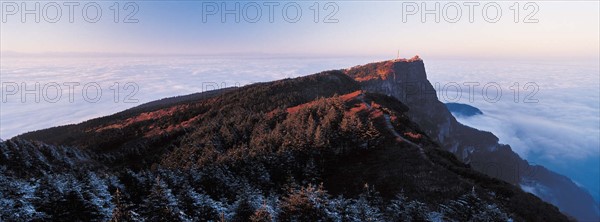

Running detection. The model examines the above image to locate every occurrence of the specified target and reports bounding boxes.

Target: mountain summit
[344,58,600,221]
[1,58,590,221]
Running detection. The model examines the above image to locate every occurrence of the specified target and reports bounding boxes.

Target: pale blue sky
[1,1,598,59]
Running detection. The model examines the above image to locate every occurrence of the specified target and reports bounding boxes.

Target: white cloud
[426,59,600,201]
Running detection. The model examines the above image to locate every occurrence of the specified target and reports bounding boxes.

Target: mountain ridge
[4,59,588,221]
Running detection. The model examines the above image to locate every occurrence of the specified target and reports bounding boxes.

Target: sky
[1,1,599,59]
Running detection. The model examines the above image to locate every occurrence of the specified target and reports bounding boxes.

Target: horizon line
[1,50,599,62]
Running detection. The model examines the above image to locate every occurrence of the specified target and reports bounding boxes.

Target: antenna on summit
[396,50,400,59]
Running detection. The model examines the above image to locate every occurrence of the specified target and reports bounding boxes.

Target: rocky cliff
[345,58,600,221]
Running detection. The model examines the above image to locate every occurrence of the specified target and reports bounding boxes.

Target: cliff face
[345,59,600,221]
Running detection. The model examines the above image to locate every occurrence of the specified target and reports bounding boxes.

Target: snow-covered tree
[354,184,383,221]
[440,188,509,222]
[141,176,182,221]
[385,192,429,222]
[178,188,222,221]
[0,176,44,221]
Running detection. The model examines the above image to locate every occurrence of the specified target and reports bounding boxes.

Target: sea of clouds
[1,56,598,203]
[425,59,600,203]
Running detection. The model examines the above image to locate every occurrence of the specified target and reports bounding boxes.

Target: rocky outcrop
[345,59,600,221]
[445,103,483,117]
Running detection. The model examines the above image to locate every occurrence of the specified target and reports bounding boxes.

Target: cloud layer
[426,59,600,202]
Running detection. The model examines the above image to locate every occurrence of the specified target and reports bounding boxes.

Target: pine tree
[278,184,329,221]
[83,173,113,220]
[440,187,509,221]
[313,125,329,148]
[110,188,134,222]
[232,196,255,222]
[142,177,181,222]
[385,192,429,222]
[178,188,220,221]
[355,183,383,221]
[32,177,61,219]
[56,190,102,221]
